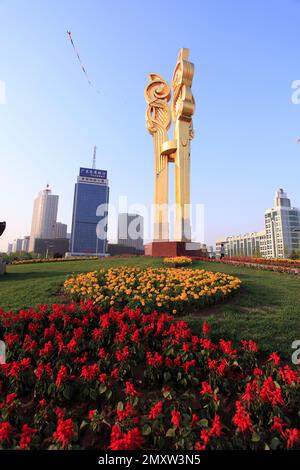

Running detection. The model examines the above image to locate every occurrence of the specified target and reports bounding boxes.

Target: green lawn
[0,257,299,358]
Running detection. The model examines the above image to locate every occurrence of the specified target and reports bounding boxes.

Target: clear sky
[0,0,300,251]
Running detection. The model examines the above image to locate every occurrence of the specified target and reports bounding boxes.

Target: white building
[216,188,300,259]
[55,222,68,239]
[29,185,59,252]
[216,231,266,258]
[22,236,30,252]
[264,189,300,258]
[117,213,144,251]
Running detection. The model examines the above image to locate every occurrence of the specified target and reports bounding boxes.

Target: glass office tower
[70,167,109,255]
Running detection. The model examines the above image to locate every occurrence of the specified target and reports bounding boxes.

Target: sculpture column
[145,74,171,241]
[172,49,195,242]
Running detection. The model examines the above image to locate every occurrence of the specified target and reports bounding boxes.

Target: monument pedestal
[144,241,207,258]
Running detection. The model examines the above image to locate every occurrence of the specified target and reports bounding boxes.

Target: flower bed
[0,302,299,450]
[64,267,241,314]
[227,257,300,268]
[163,256,193,267]
[12,257,99,265]
[195,258,300,275]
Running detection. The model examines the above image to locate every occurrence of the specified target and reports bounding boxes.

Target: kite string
[67,31,100,93]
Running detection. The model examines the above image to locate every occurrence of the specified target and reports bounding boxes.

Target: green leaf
[251,432,260,442]
[270,437,281,450]
[142,424,152,436]
[117,401,124,411]
[80,420,88,430]
[166,428,176,438]
[99,384,107,394]
[199,419,208,427]
[63,385,72,400]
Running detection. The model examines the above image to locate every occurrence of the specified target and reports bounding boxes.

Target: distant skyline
[1,0,300,251]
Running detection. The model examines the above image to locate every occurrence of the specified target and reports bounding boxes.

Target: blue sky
[0,0,300,250]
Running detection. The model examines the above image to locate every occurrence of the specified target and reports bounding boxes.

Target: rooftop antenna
[92,145,97,169]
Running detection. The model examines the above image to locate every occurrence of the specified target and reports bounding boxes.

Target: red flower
[285,428,300,449]
[191,413,200,427]
[110,367,119,380]
[0,422,13,444]
[88,409,97,420]
[109,425,143,450]
[171,410,181,429]
[210,415,221,437]
[260,377,284,406]
[67,337,77,353]
[241,339,258,352]
[148,401,163,420]
[271,416,286,436]
[116,346,130,361]
[99,373,107,384]
[253,367,263,378]
[233,401,253,433]
[219,339,237,356]
[200,381,217,401]
[125,381,140,397]
[201,338,216,350]
[242,380,259,405]
[39,340,54,357]
[56,365,68,387]
[146,351,163,367]
[92,328,103,342]
[53,418,75,449]
[131,329,140,343]
[202,321,210,336]
[5,393,17,406]
[195,429,210,450]
[4,333,19,346]
[267,352,280,365]
[117,402,136,423]
[279,365,299,384]
[19,424,37,449]
[81,364,100,381]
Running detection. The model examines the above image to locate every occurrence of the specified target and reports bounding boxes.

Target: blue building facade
[70,168,109,255]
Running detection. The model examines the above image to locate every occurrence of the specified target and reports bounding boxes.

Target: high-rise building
[7,243,13,254]
[215,188,300,259]
[264,189,300,258]
[12,239,23,252]
[117,213,144,251]
[29,185,59,251]
[22,236,30,252]
[55,222,68,239]
[70,167,109,256]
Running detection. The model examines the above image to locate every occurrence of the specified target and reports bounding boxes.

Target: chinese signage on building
[79,168,107,179]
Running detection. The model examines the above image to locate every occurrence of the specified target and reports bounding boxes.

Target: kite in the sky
[67,31,100,94]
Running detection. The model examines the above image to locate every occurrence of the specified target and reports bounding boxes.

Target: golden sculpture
[145,48,195,242]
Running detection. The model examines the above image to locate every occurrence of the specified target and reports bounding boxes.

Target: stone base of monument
[144,241,207,258]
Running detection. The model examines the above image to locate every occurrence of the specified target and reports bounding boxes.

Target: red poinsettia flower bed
[195,257,300,275]
[0,301,299,450]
